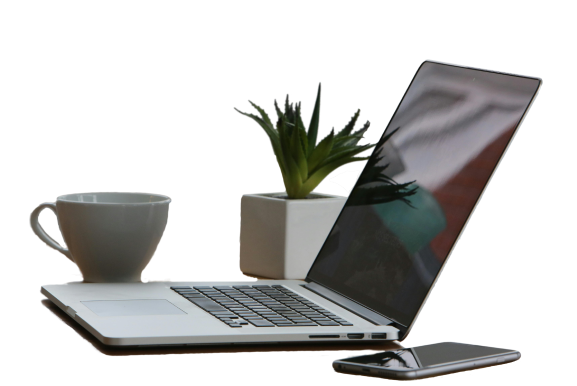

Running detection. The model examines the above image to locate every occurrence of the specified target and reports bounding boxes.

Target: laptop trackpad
[82,300,186,317]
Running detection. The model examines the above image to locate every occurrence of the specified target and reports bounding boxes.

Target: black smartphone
[333,342,520,380]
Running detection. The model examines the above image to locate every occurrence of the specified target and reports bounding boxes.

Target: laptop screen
[307,61,540,327]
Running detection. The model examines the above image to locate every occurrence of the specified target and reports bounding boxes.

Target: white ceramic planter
[240,193,346,280]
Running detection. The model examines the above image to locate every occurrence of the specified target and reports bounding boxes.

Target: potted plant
[236,84,375,279]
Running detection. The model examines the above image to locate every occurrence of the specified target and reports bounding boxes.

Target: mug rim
[56,192,171,205]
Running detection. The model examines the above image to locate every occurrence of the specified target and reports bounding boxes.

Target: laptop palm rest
[81,300,186,317]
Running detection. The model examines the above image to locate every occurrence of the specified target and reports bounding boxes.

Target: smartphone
[333,342,520,380]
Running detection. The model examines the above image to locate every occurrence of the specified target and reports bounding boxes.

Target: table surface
[40,273,403,356]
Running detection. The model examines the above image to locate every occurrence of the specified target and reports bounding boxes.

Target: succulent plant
[235,84,375,199]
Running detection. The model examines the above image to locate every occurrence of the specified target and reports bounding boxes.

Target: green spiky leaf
[307,84,321,154]
[236,85,385,199]
[307,129,335,174]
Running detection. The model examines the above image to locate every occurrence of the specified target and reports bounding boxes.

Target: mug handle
[30,202,73,261]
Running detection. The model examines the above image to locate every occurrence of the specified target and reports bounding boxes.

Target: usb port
[371,333,387,339]
[347,333,364,339]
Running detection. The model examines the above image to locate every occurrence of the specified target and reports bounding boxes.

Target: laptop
[41,61,541,346]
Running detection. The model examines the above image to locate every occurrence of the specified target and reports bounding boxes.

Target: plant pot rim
[244,192,345,201]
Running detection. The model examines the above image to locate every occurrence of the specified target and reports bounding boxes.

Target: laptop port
[309,334,340,339]
[347,333,364,339]
[371,333,387,339]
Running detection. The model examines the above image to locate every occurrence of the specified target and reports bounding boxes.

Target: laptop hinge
[302,282,394,326]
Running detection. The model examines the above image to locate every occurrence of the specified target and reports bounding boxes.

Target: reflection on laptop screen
[307,62,540,327]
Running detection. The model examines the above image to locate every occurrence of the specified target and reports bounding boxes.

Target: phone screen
[342,343,514,369]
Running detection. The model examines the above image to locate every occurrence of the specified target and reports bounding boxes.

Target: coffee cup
[30,192,170,283]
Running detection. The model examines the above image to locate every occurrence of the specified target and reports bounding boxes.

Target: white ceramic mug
[30,192,171,283]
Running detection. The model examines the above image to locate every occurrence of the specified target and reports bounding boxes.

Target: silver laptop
[42,61,541,346]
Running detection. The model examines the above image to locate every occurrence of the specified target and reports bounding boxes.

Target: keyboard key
[243,316,266,323]
[261,302,280,306]
[287,318,310,322]
[188,298,227,312]
[170,286,192,290]
[220,303,239,307]
[292,323,317,326]
[249,320,275,327]
[317,321,340,326]
[249,309,269,313]
[211,312,236,318]
[183,294,206,299]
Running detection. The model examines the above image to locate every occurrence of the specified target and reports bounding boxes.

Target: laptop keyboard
[170,285,353,328]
